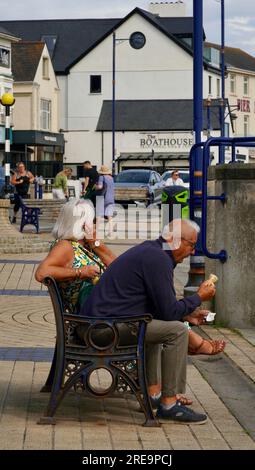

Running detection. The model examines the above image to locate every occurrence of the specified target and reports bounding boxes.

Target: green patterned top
[53,240,105,312]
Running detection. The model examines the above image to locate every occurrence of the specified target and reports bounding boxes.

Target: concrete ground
[0,243,255,450]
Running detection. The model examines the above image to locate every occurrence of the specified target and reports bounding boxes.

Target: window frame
[0,46,10,68]
[208,75,212,95]
[230,74,236,94]
[243,76,249,96]
[40,99,51,131]
[244,115,249,136]
[42,57,49,79]
[216,78,220,98]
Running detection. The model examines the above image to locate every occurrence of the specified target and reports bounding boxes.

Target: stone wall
[206,163,255,327]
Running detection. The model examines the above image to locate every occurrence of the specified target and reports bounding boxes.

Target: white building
[0,3,229,176]
[11,41,64,174]
[205,42,255,163]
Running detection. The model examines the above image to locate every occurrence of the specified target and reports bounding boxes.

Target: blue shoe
[156,401,207,424]
[150,395,161,410]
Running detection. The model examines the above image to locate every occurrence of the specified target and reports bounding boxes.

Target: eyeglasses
[181,237,197,249]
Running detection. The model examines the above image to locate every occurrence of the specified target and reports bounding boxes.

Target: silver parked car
[114,169,164,206]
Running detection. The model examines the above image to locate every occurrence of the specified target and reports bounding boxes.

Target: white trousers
[52,188,65,199]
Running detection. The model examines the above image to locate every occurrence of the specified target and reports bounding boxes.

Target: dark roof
[96,99,223,132]
[205,42,255,73]
[0,8,201,74]
[0,25,19,39]
[0,18,117,74]
[12,41,44,81]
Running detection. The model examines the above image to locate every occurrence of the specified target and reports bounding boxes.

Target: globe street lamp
[0,92,15,197]
[112,30,146,176]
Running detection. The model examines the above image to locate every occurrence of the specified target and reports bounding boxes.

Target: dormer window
[41,35,57,58]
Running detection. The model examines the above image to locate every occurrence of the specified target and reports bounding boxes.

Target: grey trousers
[145,320,189,397]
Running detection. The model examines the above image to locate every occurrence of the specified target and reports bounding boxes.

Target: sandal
[176,394,193,406]
[188,338,226,356]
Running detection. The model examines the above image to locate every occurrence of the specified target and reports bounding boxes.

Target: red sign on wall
[237,99,250,112]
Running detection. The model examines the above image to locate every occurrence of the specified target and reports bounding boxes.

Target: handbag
[77,245,106,307]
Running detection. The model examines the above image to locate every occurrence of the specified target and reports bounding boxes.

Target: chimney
[148,1,186,17]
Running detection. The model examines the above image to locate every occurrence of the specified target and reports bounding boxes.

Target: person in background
[95,165,115,237]
[82,161,99,205]
[52,168,72,200]
[165,170,184,187]
[10,162,34,223]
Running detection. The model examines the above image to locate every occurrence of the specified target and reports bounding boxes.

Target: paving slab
[0,247,255,450]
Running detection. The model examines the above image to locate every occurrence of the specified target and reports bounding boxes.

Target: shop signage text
[237,99,250,112]
[140,134,193,149]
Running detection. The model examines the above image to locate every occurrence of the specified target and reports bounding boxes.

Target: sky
[1,0,255,56]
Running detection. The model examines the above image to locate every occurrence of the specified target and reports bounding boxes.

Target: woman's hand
[84,223,96,242]
[80,264,100,280]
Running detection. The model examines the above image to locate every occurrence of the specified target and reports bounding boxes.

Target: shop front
[10,130,65,177]
[115,131,193,173]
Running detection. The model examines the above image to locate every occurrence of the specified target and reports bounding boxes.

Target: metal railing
[189,136,255,262]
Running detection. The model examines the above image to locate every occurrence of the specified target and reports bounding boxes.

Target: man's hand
[197,281,216,301]
[183,309,209,326]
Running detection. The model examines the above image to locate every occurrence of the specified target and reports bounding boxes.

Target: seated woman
[35,198,116,311]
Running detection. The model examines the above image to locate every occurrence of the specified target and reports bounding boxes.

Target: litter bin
[161,185,189,225]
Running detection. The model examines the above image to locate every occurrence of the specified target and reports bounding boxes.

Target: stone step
[10,199,65,223]
[0,240,51,253]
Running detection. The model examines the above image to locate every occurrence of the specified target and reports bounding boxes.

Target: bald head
[162,219,200,241]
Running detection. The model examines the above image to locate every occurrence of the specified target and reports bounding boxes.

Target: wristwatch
[94,240,100,247]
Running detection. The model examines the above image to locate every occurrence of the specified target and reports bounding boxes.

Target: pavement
[0,243,255,450]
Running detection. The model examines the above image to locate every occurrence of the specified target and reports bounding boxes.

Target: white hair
[162,218,200,240]
[52,198,95,240]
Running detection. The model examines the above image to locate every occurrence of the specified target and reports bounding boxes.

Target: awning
[116,153,189,161]
[12,130,65,151]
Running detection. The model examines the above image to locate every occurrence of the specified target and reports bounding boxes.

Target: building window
[208,75,212,95]
[224,122,230,137]
[42,58,49,79]
[244,115,249,136]
[40,99,51,130]
[230,74,236,94]
[90,75,101,94]
[0,47,10,67]
[244,76,249,96]
[217,78,220,97]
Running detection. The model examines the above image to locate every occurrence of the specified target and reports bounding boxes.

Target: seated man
[80,219,215,424]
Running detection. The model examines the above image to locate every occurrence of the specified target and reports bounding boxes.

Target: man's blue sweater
[80,237,201,321]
